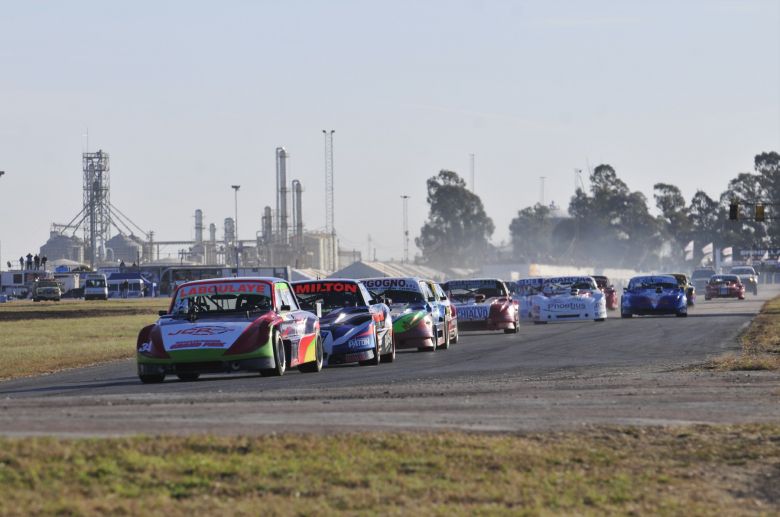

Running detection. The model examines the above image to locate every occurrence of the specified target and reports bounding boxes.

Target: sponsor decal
[138,341,152,353]
[363,278,418,292]
[168,326,231,336]
[447,279,500,289]
[517,278,545,286]
[180,282,270,297]
[546,302,587,311]
[293,282,358,294]
[170,340,226,349]
[457,305,489,321]
[545,276,592,285]
[348,337,373,349]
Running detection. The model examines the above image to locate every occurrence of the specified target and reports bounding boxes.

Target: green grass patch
[0,299,166,379]
[709,296,780,371]
[0,425,779,515]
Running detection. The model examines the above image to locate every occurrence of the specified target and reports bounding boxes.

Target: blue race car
[292,279,395,366]
[621,275,688,318]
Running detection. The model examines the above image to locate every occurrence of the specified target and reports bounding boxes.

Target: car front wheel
[261,332,286,377]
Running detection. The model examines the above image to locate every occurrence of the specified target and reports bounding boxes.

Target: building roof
[328,261,446,281]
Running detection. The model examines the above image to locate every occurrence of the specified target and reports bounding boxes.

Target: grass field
[0,425,778,515]
[0,299,166,380]
[709,296,780,371]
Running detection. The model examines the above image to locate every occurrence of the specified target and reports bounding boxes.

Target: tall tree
[754,151,780,245]
[416,170,494,268]
[509,203,554,262]
[654,183,692,259]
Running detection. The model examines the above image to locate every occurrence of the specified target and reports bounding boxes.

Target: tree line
[416,151,779,271]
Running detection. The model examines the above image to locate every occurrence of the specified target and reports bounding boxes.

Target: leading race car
[136,277,322,383]
[592,275,618,310]
[531,276,607,323]
[424,280,458,347]
[513,278,545,320]
[442,278,519,334]
[362,277,447,351]
[292,279,395,366]
[704,274,746,300]
[621,275,688,318]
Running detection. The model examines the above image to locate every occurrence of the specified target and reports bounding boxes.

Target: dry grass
[0,299,166,380]
[708,296,780,371]
[0,425,778,515]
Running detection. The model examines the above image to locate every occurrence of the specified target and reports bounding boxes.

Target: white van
[84,273,108,300]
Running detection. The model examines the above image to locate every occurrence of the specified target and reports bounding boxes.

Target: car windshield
[446,281,507,299]
[629,277,679,290]
[691,270,714,279]
[85,279,105,288]
[710,275,739,285]
[362,279,424,304]
[593,277,609,289]
[730,268,754,275]
[172,281,272,317]
[293,282,365,314]
[372,288,423,304]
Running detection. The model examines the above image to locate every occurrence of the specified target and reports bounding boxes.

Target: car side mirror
[158,310,167,317]
[428,296,436,302]
[280,304,291,312]
[384,298,393,305]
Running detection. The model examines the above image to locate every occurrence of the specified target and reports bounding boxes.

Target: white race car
[531,276,607,323]
[513,278,545,320]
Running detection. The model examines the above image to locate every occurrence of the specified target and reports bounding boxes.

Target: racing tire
[360,331,382,366]
[381,331,396,363]
[261,332,286,377]
[438,322,451,349]
[621,313,632,319]
[594,318,606,322]
[533,321,547,325]
[451,325,459,344]
[299,333,323,373]
[139,373,165,384]
[176,373,200,381]
[419,341,437,352]
[676,312,688,317]
[33,298,39,302]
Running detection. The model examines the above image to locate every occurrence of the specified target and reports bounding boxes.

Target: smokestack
[276,147,289,245]
[292,180,303,244]
[195,209,204,244]
[262,206,272,244]
[224,218,235,247]
[209,223,217,244]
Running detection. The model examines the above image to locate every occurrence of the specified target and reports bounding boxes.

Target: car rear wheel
[299,333,323,373]
[261,332,286,377]
[176,373,200,381]
[676,312,688,317]
[451,325,459,344]
[360,330,382,366]
[621,312,632,319]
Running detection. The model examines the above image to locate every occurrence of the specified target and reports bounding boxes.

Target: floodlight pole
[232,185,240,268]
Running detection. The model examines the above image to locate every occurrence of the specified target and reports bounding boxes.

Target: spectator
[19,257,24,270]
[119,260,126,272]
[41,256,47,271]
[6,261,11,269]
[33,255,40,270]
[25,253,33,270]
[121,279,129,298]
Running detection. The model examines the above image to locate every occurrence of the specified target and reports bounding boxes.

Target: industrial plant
[39,139,349,275]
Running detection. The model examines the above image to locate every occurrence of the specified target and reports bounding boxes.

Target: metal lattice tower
[401,195,410,263]
[83,150,111,268]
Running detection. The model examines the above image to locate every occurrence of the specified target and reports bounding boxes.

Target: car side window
[275,283,298,311]
[419,281,434,301]
[434,284,447,300]
[358,283,373,305]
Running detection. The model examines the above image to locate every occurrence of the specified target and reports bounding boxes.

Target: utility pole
[401,195,410,264]
[231,185,240,267]
[322,130,336,270]
[539,176,546,206]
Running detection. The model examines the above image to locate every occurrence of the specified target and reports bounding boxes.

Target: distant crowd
[16,253,48,271]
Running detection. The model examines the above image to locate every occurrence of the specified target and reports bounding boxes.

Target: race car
[292,279,395,365]
[669,273,696,306]
[442,278,519,334]
[621,275,688,318]
[362,277,447,351]
[424,280,458,347]
[136,277,322,383]
[531,276,607,323]
[691,267,716,294]
[729,266,759,295]
[704,274,745,300]
[512,278,545,320]
[592,275,618,310]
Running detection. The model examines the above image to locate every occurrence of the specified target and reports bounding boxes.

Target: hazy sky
[1,0,778,264]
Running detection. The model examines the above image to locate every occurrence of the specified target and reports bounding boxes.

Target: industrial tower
[83,150,111,267]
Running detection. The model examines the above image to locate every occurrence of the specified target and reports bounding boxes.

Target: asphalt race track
[1,287,779,436]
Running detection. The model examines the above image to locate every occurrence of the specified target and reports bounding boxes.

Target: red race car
[704,274,745,300]
[592,275,618,310]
